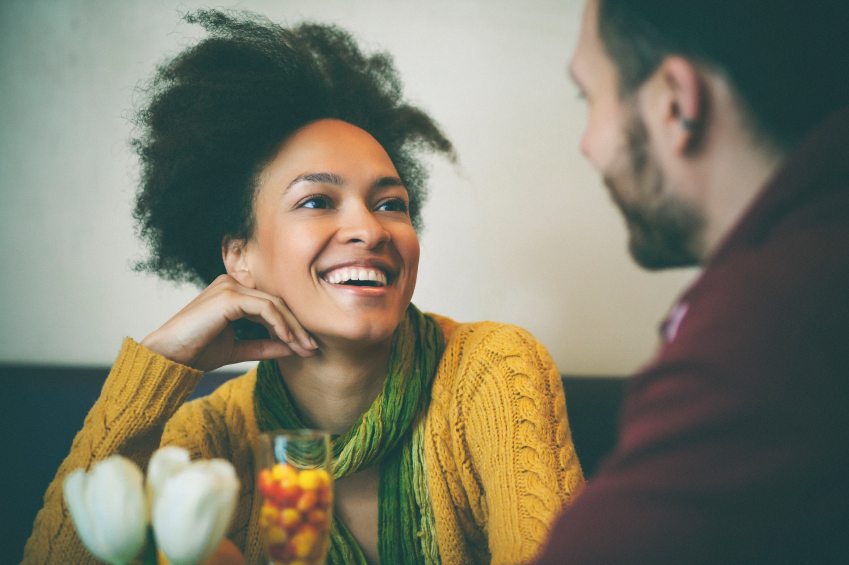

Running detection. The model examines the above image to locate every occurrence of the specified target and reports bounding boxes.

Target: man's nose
[580,130,592,159]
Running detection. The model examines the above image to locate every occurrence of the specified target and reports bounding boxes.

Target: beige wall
[0,0,697,376]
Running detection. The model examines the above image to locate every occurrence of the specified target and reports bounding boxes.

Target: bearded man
[537,1,849,563]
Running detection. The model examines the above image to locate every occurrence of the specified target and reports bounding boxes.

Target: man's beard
[604,109,704,270]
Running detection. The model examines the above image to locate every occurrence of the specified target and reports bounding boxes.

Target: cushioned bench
[0,364,625,563]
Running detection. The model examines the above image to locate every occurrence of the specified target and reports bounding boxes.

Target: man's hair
[132,10,454,286]
[597,0,849,151]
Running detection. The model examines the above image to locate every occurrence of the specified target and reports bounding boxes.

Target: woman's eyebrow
[286,171,344,191]
[286,172,404,191]
[374,176,404,189]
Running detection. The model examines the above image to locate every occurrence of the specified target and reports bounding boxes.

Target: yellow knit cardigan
[24,314,584,564]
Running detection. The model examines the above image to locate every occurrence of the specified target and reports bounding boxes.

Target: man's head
[596,0,849,152]
[570,0,849,269]
[570,0,705,269]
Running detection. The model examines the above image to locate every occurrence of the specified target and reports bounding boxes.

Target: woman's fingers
[224,285,317,352]
[270,297,317,351]
[142,275,319,371]
[229,339,296,364]
[240,313,316,358]
[223,291,290,342]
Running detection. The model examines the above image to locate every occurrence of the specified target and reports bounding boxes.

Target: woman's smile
[313,253,409,307]
[319,260,395,297]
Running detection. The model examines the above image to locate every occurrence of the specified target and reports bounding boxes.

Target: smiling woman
[23,10,584,565]
[226,119,421,348]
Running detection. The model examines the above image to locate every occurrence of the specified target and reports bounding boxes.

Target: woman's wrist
[141,331,194,367]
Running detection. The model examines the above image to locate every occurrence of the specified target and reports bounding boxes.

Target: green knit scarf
[255,305,445,564]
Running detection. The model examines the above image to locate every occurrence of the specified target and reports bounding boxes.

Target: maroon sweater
[538,107,849,564]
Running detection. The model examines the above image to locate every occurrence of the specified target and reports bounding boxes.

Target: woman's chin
[312,322,399,350]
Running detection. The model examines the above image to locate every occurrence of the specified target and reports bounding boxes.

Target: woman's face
[232,119,419,347]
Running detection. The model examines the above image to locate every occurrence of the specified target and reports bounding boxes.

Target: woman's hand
[141,275,317,372]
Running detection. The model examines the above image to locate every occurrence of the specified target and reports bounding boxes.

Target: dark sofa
[0,364,625,563]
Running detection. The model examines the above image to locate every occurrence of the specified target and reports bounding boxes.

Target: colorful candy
[258,463,333,565]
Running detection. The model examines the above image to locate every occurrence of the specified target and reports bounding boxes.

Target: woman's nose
[336,205,390,248]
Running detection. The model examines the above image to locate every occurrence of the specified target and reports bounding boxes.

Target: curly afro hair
[132,10,454,287]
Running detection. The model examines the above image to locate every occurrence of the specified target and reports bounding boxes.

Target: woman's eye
[376,198,409,213]
[298,195,331,209]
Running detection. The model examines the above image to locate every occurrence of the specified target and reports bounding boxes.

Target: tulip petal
[64,469,107,558]
[153,459,239,565]
[64,456,147,565]
[147,446,191,512]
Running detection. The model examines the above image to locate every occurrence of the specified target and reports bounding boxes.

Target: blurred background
[0,0,697,377]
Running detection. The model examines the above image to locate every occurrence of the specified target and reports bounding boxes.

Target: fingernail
[309,337,318,349]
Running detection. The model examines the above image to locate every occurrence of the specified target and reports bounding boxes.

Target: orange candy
[306,509,328,527]
[296,490,318,513]
[257,469,275,497]
[318,486,333,506]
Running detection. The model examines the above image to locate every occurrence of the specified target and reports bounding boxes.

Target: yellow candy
[315,469,332,488]
[260,503,280,527]
[290,525,319,558]
[272,463,298,484]
[297,469,321,490]
[280,507,302,530]
[265,525,289,545]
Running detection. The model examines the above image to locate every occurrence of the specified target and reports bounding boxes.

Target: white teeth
[322,267,387,286]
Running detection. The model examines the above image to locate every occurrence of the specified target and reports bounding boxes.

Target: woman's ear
[222,236,256,288]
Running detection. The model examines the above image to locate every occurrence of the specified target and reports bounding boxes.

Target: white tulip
[63,455,148,565]
[152,458,240,565]
[146,445,191,511]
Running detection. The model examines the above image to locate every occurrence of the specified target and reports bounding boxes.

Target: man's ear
[222,236,256,288]
[649,56,706,153]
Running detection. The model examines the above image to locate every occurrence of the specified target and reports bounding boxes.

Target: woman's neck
[275,339,392,435]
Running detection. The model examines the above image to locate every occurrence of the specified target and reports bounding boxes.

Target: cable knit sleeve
[426,321,584,565]
[22,338,203,565]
